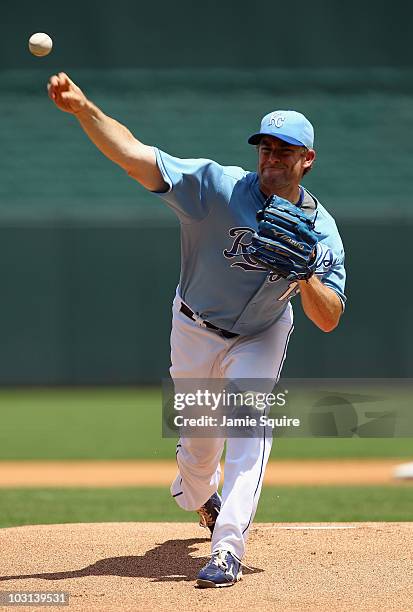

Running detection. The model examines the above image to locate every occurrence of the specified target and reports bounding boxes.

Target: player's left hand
[247,196,319,281]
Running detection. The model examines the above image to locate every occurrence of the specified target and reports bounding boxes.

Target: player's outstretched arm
[47,72,167,192]
[298,276,342,332]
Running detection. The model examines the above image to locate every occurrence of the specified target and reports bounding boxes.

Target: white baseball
[28,32,53,57]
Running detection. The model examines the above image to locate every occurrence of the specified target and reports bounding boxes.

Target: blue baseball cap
[248,110,314,148]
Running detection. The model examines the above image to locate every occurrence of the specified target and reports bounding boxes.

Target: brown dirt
[0,459,407,487]
[0,522,411,611]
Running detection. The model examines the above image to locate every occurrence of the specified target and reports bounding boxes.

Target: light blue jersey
[153,148,346,336]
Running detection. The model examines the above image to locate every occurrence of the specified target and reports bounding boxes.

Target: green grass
[0,387,412,460]
[0,388,173,460]
[0,486,412,528]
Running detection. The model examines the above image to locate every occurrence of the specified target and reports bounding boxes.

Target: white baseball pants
[170,293,294,560]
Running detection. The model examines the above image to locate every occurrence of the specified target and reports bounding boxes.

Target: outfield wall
[0,219,411,383]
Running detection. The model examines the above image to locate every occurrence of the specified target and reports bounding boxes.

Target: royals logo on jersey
[223,227,281,282]
[223,226,342,282]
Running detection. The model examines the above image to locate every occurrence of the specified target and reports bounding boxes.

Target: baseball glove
[247,195,319,281]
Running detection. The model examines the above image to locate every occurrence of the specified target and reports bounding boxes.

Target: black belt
[180,303,239,339]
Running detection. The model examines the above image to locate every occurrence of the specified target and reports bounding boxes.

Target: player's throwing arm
[47,72,167,192]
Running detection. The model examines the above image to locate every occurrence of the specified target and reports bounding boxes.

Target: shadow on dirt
[0,538,263,583]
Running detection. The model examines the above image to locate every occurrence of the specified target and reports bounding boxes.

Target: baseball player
[47,72,346,588]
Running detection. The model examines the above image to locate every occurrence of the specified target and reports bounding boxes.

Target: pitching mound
[0,522,411,611]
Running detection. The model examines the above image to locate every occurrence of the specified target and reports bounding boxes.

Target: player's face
[257,136,315,196]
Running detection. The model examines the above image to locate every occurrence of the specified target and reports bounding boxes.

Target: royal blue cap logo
[248,110,314,148]
[268,113,286,128]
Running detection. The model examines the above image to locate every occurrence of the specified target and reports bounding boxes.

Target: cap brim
[248,132,306,147]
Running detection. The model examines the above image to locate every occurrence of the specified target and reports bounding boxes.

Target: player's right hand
[47,72,87,115]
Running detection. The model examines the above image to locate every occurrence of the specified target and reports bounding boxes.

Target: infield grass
[0,388,412,460]
[0,485,412,528]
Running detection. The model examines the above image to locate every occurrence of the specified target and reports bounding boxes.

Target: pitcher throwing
[48,72,347,588]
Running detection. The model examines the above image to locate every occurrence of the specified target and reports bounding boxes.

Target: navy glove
[247,195,319,281]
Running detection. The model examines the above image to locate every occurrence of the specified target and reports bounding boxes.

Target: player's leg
[211,303,294,560]
[169,293,226,511]
[171,436,225,510]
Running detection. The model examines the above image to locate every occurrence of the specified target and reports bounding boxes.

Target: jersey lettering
[277,282,299,301]
[223,227,280,282]
[315,243,342,271]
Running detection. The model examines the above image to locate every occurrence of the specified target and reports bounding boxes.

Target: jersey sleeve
[314,216,347,309]
[151,148,225,222]
[316,243,347,309]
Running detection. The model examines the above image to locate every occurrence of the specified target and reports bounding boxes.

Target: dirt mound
[0,522,411,611]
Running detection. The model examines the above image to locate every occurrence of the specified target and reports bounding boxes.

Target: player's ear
[303,148,316,169]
